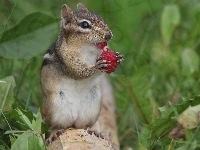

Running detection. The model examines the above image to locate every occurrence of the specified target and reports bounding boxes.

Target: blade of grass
[0,0,18,40]
[25,91,31,110]
[0,139,10,149]
[186,125,200,149]
[0,80,12,116]
[126,77,149,124]
[0,109,12,131]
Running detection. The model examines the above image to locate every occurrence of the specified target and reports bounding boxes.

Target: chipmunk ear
[77,3,88,12]
[61,4,73,27]
[61,4,73,20]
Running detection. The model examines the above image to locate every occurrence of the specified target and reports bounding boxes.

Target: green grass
[0,0,200,149]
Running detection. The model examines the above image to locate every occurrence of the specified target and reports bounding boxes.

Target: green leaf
[178,105,200,129]
[0,12,59,59]
[0,76,16,112]
[32,110,42,132]
[181,48,199,76]
[161,4,181,45]
[11,131,31,150]
[4,130,25,134]
[41,122,49,134]
[140,97,200,149]
[28,133,44,150]
[139,126,152,148]
[11,131,44,150]
[15,108,33,130]
[3,108,42,131]
[0,145,6,150]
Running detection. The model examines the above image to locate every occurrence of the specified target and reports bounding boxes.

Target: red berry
[97,42,107,49]
[96,42,123,74]
[101,49,119,73]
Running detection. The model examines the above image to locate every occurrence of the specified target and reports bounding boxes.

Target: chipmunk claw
[45,129,65,145]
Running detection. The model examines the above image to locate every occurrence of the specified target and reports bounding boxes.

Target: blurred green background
[0,0,200,149]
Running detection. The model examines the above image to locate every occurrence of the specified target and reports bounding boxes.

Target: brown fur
[41,3,113,142]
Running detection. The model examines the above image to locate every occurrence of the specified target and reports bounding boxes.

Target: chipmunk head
[61,3,112,44]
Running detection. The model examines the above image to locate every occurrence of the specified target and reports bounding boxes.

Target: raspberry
[101,49,118,73]
[96,42,107,49]
[96,42,123,74]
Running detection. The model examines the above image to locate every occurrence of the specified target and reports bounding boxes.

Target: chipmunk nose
[104,33,112,41]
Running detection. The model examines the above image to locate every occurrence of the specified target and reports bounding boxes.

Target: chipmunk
[41,3,123,144]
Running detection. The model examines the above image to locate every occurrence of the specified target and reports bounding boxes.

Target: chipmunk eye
[80,21,91,29]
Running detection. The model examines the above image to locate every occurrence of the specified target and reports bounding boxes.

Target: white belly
[51,74,102,129]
